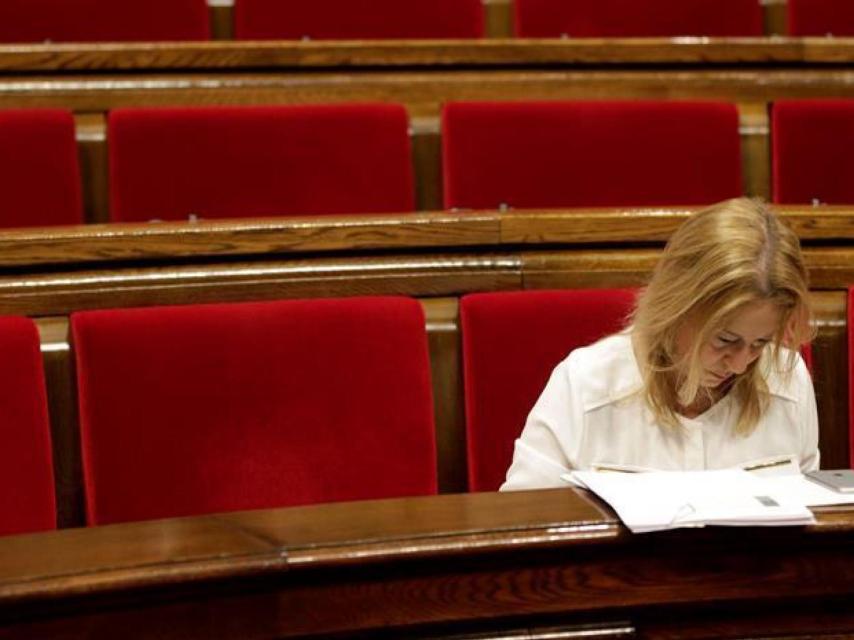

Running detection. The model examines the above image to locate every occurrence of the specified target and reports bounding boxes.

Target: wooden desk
[0,489,852,638]
[2,39,854,72]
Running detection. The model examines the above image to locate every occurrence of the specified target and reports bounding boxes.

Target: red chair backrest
[514,0,763,37]
[772,100,854,205]
[0,109,82,228]
[72,297,437,525]
[234,0,484,40]
[0,317,56,536]
[0,0,209,43]
[442,100,743,210]
[109,104,415,222]
[460,289,636,491]
[788,0,854,36]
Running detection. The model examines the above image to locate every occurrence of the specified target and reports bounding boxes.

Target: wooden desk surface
[0,206,851,269]
[1,39,854,73]
[1,489,853,638]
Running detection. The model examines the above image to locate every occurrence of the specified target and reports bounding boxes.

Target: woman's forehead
[718,300,783,338]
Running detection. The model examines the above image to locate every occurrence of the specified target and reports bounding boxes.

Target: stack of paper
[569,469,816,533]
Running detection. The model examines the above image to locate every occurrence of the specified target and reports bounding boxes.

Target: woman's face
[678,300,782,389]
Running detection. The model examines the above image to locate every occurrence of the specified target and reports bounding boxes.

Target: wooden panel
[412,116,444,211]
[485,0,514,38]
[34,317,84,529]
[4,69,854,117]
[521,249,660,289]
[0,213,501,267]
[209,4,233,41]
[1,207,850,270]
[813,291,850,469]
[764,0,789,37]
[0,516,284,600]
[522,247,854,290]
[0,490,616,601]
[640,602,854,639]
[802,247,854,288]
[3,246,851,318]
[0,255,522,316]
[423,298,468,494]
[430,625,637,640]
[73,113,108,224]
[738,102,771,200]
[6,40,854,72]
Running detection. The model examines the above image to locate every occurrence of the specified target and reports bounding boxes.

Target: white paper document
[568,469,817,533]
[761,473,854,507]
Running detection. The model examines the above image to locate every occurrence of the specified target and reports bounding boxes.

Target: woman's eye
[715,336,736,346]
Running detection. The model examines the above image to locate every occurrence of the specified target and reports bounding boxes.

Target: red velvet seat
[234,0,484,40]
[0,109,82,228]
[72,297,437,525]
[442,100,743,210]
[788,0,854,36]
[460,289,636,492]
[514,0,763,37]
[109,104,415,222]
[772,100,854,205]
[0,317,56,536]
[0,0,209,43]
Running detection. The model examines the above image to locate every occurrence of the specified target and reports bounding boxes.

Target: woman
[501,198,819,491]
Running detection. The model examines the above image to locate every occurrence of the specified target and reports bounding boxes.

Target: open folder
[565,469,825,534]
[562,456,854,533]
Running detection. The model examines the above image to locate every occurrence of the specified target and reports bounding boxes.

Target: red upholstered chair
[0,109,82,228]
[772,100,854,205]
[234,0,484,40]
[0,0,209,43]
[109,104,415,222]
[788,0,854,36]
[0,317,56,536]
[460,289,636,492]
[72,297,437,525]
[514,0,763,37]
[442,100,743,210]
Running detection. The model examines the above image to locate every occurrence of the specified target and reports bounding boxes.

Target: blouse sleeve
[499,357,579,491]
[796,356,820,472]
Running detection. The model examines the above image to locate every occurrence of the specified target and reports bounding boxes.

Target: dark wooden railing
[1,488,853,638]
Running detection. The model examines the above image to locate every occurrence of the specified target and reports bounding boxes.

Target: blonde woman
[501,198,818,490]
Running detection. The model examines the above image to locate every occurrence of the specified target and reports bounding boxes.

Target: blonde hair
[631,198,812,434]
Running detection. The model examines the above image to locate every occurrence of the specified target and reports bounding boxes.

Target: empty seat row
[2,287,851,535]
[0,0,851,42]
[6,99,854,230]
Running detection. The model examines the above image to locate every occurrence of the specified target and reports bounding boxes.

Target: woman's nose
[726,345,753,374]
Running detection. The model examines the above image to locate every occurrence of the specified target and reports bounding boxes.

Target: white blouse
[500,332,820,491]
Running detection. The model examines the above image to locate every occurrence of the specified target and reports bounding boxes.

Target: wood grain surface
[1,39,854,73]
[0,490,852,639]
